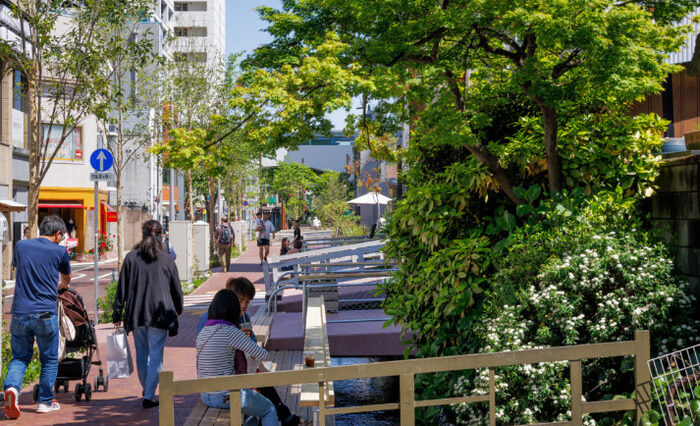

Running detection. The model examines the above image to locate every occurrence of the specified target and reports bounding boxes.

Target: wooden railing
[159,330,651,426]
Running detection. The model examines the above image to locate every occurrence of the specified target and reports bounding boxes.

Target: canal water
[331,357,400,426]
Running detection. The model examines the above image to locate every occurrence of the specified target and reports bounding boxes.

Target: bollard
[111,269,118,283]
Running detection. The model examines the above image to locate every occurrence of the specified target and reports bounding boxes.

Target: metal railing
[159,330,651,426]
[267,269,396,325]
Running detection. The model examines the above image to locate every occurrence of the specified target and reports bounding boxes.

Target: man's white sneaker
[36,399,60,413]
[3,387,21,419]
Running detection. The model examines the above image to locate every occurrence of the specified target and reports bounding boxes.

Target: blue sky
[225,0,352,130]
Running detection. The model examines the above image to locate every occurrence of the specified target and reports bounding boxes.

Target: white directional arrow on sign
[96,151,107,171]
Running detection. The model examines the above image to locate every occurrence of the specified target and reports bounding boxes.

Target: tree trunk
[542,105,562,193]
[207,177,216,245]
[187,170,194,222]
[116,108,125,272]
[26,67,40,239]
[466,144,525,206]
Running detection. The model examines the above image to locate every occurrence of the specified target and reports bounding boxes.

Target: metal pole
[94,180,99,318]
[169,168,175,223]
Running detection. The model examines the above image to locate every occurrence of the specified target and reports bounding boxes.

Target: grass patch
[97,281,118,324]
[183,274,209,295]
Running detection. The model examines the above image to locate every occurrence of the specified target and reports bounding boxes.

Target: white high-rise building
[172,0,226,68]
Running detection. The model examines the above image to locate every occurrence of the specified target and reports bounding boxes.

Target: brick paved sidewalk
[3,240,269,425]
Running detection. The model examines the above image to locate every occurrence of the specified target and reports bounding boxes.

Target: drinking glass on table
[303,350,315,367]
[240,321,252,337]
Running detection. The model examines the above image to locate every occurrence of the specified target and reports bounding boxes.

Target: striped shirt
[196,324,268,379]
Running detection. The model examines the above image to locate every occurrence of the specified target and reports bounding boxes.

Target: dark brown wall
[631,65,700,138]
[650,155,700,295]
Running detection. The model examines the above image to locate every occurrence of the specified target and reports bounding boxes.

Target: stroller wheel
[94,375,99,391]
[54,380,61,394]
[32,384,39,402]
[64,381,70,393]
[103,375,109,392]
[84,383,92,401]
[74,383,83,401]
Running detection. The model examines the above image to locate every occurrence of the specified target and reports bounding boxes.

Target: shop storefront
[39,187,110,253]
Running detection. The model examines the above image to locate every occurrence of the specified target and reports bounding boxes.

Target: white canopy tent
[347,192,392,228]
[346,192,392,205]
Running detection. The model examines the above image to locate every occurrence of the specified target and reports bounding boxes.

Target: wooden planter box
[685,130,700,150]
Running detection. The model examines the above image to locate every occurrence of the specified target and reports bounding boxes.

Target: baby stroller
[31,288,108,402]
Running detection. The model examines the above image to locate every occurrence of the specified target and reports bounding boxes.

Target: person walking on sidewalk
[257,211,275,265]
[214,216,235,272]
[4,216,71,419]
[112,220,183,409]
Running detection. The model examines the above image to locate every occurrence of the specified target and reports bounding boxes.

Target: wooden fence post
[229,390,241,426]
[400,373,415,425]
[570,360,583,424]
[635,330,652,421]
[488,368,496,426]
[159,371,175,426]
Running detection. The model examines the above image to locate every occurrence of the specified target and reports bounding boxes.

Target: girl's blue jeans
[201,389,278,426]
[132,326,168,401]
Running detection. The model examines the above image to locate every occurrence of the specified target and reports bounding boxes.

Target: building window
[174,27,207,37]
[175,1,207,12]
[13,71,28,112]
[12,71,29,149]
[42,124,83,161]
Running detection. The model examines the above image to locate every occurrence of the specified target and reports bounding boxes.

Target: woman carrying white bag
[111,220,183,409]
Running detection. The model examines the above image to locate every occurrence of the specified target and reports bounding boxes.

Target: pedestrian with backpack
[214,217,235,272]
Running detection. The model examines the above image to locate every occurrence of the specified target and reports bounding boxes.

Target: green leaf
[516,204,533,217]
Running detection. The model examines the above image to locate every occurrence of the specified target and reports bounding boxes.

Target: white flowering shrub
[451,224,699,424]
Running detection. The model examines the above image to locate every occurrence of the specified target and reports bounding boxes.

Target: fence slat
[318,381,326,426]
[582,399,635,414]
[230,390,241,426]
[414,395,488,408]
[489,368,496,426]
[160,371,175,426]
[634,330,652,421]
[570,360,582,423]
[400,373,415,425]
[325,402,400,415]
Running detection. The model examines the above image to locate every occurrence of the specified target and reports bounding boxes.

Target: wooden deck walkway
[183,349,335,425]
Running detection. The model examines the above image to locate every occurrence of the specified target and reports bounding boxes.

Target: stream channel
[331,357,400,425]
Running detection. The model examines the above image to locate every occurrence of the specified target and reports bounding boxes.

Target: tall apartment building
[172,0,226,68]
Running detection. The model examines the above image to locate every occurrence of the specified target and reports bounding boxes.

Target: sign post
[89,149,114,318]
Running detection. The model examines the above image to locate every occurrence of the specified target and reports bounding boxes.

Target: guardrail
[159,330,651,426]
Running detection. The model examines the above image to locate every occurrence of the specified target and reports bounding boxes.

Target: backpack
[218,225,233,245]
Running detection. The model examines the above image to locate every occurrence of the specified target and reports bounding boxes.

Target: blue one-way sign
[90,149,113,172]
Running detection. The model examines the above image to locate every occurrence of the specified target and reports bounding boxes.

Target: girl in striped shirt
[196,289,277,425]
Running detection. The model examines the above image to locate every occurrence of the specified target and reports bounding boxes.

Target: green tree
[312,171,351,228]
[269,162,319,219]
[0,0,149,236]
[92,1,163,271]
[252,0,692,203]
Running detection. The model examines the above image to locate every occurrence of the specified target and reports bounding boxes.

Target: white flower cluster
[450,230,699,424]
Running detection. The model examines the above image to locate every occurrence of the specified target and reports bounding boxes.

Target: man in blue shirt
[4,216,71,419]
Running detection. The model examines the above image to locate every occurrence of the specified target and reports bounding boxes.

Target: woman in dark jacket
[112,220,183,408]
